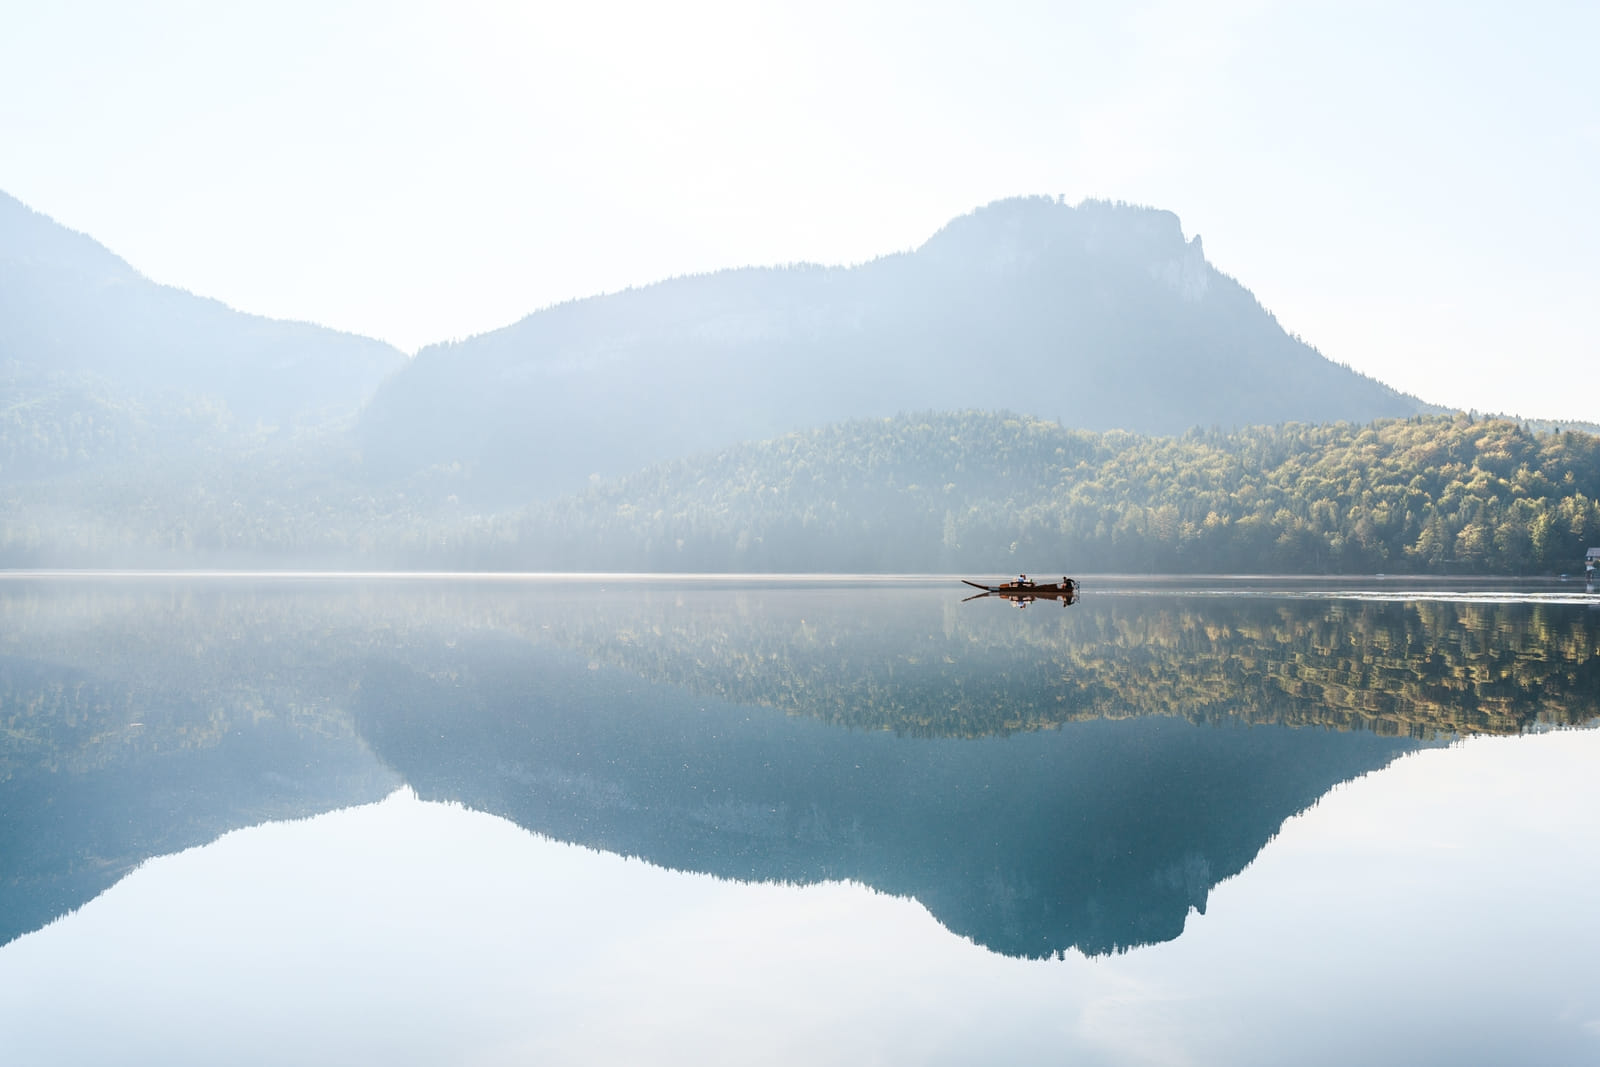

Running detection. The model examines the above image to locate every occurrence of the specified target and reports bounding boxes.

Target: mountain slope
[0,191,405,433]
[464,411,1600,575]
[360,196,1432,501]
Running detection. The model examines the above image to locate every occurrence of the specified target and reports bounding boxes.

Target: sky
[3,0,1597,423]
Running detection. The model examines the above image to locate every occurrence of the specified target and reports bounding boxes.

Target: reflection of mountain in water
[0,584,407,947]
[2,581,1594,957]
[354,643,1418,957]
[0,654,396,947]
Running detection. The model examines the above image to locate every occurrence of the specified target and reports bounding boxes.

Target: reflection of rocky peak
[353,644,1421,959]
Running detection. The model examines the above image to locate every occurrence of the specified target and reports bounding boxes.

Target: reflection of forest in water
[4,580,1598,767]
[1,579,1595,958]
[524,586,1600,738]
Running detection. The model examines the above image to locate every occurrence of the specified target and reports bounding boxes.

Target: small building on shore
[1588,547,1600,574]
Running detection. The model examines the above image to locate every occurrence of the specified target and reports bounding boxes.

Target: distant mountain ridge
[3,188,1503,572]
[0,191,404,431]
[359,196,1434,502]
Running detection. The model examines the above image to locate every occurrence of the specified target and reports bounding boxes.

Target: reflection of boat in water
[962,575,1079,606]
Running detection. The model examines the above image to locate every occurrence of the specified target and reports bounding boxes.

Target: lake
[1,574,1598,1065]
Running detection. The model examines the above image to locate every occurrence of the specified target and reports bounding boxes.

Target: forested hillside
[359,196,1430,501]
[13,410,1591,574]
[461,412,1600,574]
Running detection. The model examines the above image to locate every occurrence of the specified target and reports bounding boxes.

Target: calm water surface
[1,575,1597,1065]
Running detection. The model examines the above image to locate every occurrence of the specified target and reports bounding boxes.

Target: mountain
[357,646,1419,958]
[359,196,1433,502]
[0,191,404,438]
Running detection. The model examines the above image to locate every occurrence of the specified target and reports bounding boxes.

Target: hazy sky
[3,0,1597,423]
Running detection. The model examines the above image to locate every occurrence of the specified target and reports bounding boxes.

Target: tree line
[4,410,1598,575]
[466,412,1600,574]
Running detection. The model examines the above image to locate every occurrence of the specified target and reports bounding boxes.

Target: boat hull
[961,578,1080,605]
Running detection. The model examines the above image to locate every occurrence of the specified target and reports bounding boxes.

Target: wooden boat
[961,575,1079,605]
